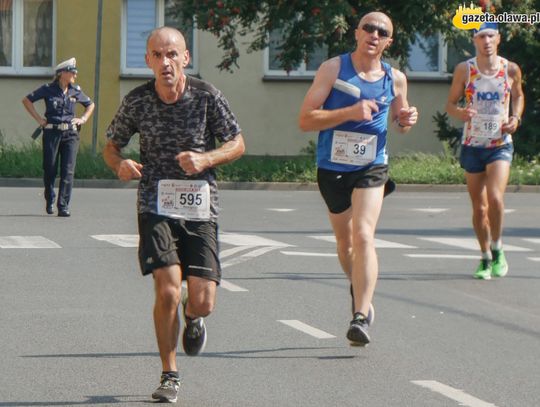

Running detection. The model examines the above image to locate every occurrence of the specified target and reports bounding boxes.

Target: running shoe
[349,285,375,325]
[491,249,508,277]
[152,374,180,403]
[181,291,207,356]
[474,259,492,280]
[346,312,371,346]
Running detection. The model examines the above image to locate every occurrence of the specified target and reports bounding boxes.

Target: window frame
[263,30,326,77]
[0,0,56,76]
[121,0,198,76]
[405,33,452,79]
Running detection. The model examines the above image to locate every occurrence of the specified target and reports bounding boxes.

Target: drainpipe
[91,0,103,155]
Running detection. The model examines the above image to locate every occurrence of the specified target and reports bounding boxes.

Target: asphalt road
[0,187,539,407]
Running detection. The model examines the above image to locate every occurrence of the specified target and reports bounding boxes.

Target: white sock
[491,240,502,251]
[481,251,491,261]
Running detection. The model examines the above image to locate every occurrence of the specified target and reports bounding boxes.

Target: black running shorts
[317,165,389,214]
[137,212,221,283]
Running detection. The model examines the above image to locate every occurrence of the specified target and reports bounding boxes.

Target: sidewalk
[0,178,539,192]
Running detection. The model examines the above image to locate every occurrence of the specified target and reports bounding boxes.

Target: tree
[172,0,540,156]
[172,0,465,71]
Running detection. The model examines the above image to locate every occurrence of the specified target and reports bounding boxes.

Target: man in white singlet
[446,22,524,280]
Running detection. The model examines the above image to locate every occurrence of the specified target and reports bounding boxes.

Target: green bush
[0,142,538,185]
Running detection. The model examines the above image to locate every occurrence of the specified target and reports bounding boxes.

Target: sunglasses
[362,23,390,38]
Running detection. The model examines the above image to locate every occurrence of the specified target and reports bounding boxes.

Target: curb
[0,178,538,192]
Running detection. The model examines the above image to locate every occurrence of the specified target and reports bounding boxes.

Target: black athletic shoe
[182,316,207,356]
[57,209,71,217]
[46,204,54,215]
[349,285,375,324]
[347,312,371,346]
[383,178,396,197]
[151,374,180,403]
[181,292,207,356]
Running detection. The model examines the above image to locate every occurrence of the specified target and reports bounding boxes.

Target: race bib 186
[330,130,377,166]
[157,180,210,220]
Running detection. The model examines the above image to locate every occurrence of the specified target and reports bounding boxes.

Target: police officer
[22,57,95,217]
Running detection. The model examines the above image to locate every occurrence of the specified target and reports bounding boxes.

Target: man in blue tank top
[299,11,418,346]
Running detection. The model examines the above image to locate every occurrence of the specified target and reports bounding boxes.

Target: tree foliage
[171,0,540,156]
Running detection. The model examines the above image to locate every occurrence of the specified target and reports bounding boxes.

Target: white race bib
[157,180,210,220]
[470,114,503,140]
[330,130,377,166]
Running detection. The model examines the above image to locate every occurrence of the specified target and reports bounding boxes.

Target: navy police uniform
[26,73,92,214]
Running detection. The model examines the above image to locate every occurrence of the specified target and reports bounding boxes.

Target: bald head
[358,12,393,38]
[146,26,187,52]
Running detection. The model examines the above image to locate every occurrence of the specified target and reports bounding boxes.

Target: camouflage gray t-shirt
[106,76,241,220]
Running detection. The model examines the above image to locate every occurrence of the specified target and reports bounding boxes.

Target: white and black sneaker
[152,374,180,403]
[347,312,371,346]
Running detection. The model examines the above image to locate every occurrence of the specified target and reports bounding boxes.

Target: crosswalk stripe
[220,245,255,259]
[405,254,479,259]
[222,246,278,269]
[309,235,416,249]
[220,232,290,248]
[412,380,498,407]
[281,251,336,257]
[523,238,540,245]
[412,208,449,213]
[528,257,540,262]
[278,320,336,339]
[266,208,296,212]
[220,279,249,292]
[418,237,532,252]
[0,236,61,249]
[91,234,138,247]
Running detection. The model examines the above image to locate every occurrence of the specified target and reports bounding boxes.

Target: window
[407,32,475,78]
[122,0,197,75]
[0,0,55,75]
[264,29,327,77]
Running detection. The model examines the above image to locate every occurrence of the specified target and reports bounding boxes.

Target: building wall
[119,30,454,156]
[1,0,453,156]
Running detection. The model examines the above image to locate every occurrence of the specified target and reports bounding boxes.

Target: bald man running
[299,12,418,346]
[104,27,245,403]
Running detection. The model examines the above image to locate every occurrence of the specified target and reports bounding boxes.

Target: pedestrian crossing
[2,233,538,263]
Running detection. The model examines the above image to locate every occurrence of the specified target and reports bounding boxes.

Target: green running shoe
[491,249,508,277]
[474,259,492,280]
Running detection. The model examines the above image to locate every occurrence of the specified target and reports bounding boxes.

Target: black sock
[162,371,179,378]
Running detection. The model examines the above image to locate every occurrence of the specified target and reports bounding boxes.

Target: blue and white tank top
[317,53,395,172]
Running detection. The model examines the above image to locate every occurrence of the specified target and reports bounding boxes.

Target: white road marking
[523,238,540,245]
[91,234,138,247]
[220,279,249,292]
[222,246,279,268]
[504,209,515,214]
[278,320,336,339]
[0,236,61,249]
[220,245,255,259]
[528,257,540,262]
[266,208,296,212]
[419,237,531,252]
[405,254,479,259]
[220,232,291,248]
[309,235,416,249]
[281,251,337,257]
[412,208,449,213]
[412,380,499,407]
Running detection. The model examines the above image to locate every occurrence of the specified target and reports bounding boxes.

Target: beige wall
[2,0,451,157]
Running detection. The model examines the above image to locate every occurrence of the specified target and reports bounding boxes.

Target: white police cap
[55,57,78,74]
